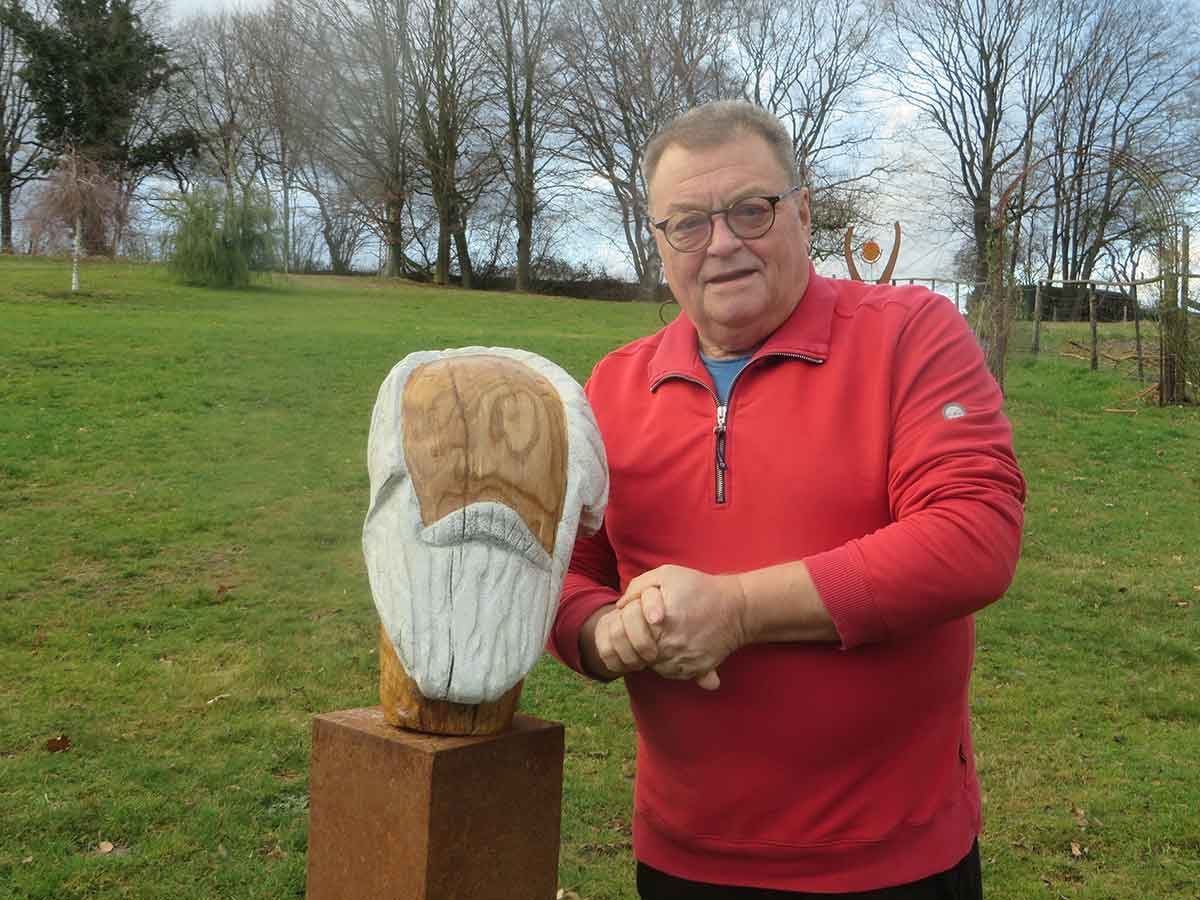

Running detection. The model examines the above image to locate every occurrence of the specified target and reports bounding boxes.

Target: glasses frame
[652,185,803,253]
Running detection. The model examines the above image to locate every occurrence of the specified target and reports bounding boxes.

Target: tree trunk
[0,168,13,254]
[983,223,1009,392]
[72,213,82,292]
[515,189,533,292]
[282,162,291,275]
[638,253,662,303]
[384,197,405,278]
[434,215,450,285]
[453,223,473,290]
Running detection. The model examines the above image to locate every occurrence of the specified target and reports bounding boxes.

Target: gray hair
[643,100,800,194]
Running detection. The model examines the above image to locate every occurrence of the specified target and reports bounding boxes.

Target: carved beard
[364,484,561,705]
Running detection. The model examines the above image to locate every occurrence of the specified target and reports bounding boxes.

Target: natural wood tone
[401,355,568,556]
[379,624,523,735]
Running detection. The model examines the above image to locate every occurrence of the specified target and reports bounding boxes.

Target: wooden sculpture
[363,348,608,736]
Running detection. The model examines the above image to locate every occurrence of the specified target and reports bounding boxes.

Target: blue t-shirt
[700,353,752,405]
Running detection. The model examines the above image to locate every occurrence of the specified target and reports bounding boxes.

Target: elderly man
[550,102,1025,898]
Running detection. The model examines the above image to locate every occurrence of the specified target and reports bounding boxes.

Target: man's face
[649,133,812,358]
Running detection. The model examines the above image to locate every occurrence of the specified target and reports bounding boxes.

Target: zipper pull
[714,404,727,434]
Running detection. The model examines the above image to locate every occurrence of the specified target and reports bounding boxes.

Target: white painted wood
[362,348,608,704]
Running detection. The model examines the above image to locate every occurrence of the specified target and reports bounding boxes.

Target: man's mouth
[706,269,756,285]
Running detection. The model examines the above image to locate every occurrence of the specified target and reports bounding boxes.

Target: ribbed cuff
[549,586,620,677]
[803,541,887,650]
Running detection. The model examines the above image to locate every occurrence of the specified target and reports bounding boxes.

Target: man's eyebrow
[660,186,780,214]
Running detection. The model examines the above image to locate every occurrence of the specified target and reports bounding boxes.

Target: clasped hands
[592,564,748,691]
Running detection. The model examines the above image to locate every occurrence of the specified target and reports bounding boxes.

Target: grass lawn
[1,256,1197,899]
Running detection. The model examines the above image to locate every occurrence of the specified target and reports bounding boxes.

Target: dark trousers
[637,840,982,900]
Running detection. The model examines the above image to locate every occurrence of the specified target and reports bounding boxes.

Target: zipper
[714,404,728,503]
[652,351,825,505]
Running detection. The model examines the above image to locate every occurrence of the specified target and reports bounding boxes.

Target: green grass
[2,256,1198,899]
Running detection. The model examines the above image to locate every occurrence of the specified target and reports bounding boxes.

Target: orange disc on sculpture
[862,240,882,263]
[379,623,524,735]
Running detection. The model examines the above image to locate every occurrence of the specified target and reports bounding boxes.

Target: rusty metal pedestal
[306,707,565,900]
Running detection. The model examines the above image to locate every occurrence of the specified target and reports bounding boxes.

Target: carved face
[401,355,568,561]
[363,349,607,704]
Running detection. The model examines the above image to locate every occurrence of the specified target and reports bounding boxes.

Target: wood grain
[379,624,523,735]
[401,355,567,555]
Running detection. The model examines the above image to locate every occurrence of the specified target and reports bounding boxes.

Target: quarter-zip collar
[646,262,836,391]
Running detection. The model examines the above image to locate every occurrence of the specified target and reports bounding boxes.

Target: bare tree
[172,11,265,199]
[292,0,417,277]
[551,0,729,298]
[732,0,885,260]
[1,0,44,253]
[1036,0,1200,285]
[406,0,495,287]
[888,0,1085,289]
[242,0,307,274]
[888,0,1091,389]
[29,147,119,290]
[486,0,557,291]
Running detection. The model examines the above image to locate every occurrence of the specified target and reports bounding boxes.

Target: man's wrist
[719,572,752,648]
[579,604,619,681]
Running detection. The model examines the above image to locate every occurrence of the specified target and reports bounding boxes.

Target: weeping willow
[165,189,276,288]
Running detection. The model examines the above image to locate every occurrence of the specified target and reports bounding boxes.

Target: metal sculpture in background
[843,222,902,284]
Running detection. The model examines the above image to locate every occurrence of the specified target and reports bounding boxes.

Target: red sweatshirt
[550,270,1026,892]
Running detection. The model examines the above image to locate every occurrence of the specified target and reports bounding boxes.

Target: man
[550,101,1026,899]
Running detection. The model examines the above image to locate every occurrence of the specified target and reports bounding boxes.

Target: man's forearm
[735,561,841,645]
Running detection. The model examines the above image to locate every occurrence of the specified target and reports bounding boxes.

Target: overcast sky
[151,0,965,284]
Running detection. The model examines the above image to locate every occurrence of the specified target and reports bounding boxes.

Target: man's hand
[617,565,749,691]
[596,598,664,674]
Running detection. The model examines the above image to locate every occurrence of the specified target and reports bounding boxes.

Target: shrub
[165,188,276,288]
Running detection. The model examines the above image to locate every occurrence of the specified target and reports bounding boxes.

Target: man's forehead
[649,135,788,208]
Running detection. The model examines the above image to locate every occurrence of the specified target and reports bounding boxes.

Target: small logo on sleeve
[943,403,967,420]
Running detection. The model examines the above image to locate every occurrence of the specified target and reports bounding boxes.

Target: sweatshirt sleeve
[548,519,621,676]
[804,293,1027,649]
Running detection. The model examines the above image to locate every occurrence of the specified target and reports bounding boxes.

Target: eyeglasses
[652,186,802,253]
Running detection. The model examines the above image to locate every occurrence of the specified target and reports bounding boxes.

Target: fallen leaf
[21,856,33,864]
[98,841,114,854]
[216,583,235,595]
[1072,805,1087,828]
[1177,601,1191,609]
[45,735,71,753]
[217,843,228,859]
[206,693,231,705]
[1070,841,1083,858]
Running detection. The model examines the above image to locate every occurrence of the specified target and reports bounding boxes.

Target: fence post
[1089,283,1099,372]
[1182,225,1191,402]
[1133,278,1144,383]
[1031,281,1043,355]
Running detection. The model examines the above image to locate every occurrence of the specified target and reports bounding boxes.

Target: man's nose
[706,213,743,255]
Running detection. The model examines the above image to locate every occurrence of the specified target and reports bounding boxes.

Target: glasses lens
[665,212,711,251]
[727,199,774,239]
